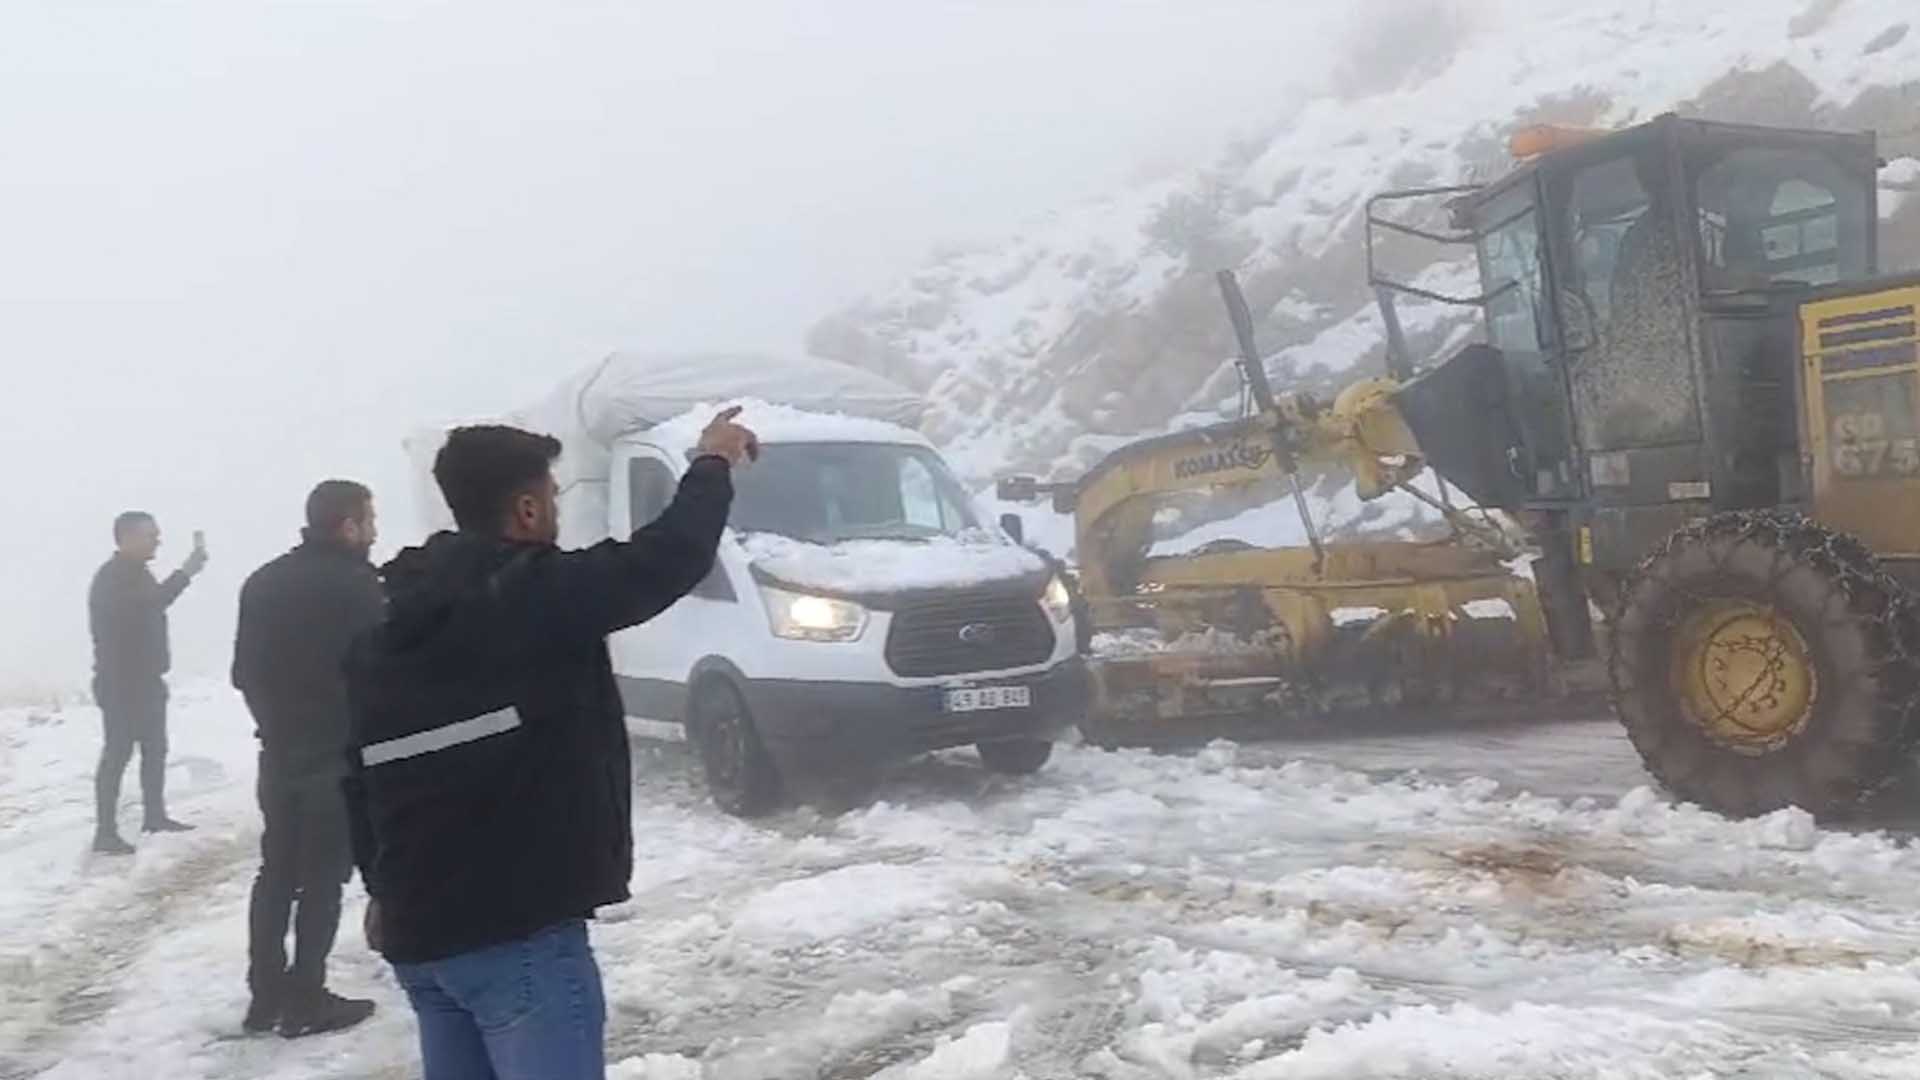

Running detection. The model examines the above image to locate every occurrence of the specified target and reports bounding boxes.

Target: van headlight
[759,585,869,642]
[1040,575,1074,625]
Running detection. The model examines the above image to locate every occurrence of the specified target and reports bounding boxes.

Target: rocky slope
[811,0,1920,492]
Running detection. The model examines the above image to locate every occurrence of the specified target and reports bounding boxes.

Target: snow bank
[728,862,960,944]
[738,532,1047,595]
[874,1019,1015,1080]
[1092,627,1280,659]
[611,1055,704,1080]
[1233,1000,1745,1079]
[693,980,976,1080]
[1125,941,1373,1068]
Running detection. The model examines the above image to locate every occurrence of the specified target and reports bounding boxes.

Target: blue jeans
[393,920,606,1080]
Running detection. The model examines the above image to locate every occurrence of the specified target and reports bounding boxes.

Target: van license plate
[944,685,1031,712]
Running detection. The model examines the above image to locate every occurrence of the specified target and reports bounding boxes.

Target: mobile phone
[193,530,207,552]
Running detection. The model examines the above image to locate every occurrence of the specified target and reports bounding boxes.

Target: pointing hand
[693,406,760,467]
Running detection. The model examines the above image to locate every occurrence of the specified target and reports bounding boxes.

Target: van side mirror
[997,475,1040,502]
[999,512,1026,546]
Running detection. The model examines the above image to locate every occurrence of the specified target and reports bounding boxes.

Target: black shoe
[278,990,376,1039]
[93,832,135,855]
[242,995,281,1035]
[142,817,194,834]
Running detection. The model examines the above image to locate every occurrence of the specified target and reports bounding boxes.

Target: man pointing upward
[345,408,756,1079]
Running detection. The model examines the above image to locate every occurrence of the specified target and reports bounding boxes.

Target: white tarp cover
[512,351,926,450]
[409,352,926,546]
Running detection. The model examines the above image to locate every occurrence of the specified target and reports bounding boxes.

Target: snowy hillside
[812,0,1920,490]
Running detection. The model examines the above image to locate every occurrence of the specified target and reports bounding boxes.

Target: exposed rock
[1863,22,1909,55]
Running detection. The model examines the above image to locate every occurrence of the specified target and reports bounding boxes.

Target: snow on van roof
[641,399,933,460]
[738,532,1047,595]
[517,351,924,442]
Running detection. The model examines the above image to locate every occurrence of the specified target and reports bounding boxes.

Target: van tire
[977,738,1053,775]
[689,678,782,818]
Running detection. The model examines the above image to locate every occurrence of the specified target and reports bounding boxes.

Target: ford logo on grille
[957,622,998,646]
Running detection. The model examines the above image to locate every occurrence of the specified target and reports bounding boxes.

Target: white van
[607,403,1085,814]
[408,355,1087,815]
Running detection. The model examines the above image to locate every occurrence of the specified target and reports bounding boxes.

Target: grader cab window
[1563,155,1658,332]
[1469,182,1579,498]
[1476,200,1546,354]
[1552,146,1702,452]
[1691,146,1872,289]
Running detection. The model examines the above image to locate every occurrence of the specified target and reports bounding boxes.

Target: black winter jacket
[232,535,385,780]
[89,555,192,686]
[343,457,732,963]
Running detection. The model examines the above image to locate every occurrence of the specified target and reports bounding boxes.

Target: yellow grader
[1001,113,1920,819]
[999,283,1557,746]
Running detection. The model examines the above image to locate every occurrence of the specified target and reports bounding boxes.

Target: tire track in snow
[600,751,1153,1078]
[523,734,1920,1077]
[1084,855,1920,1068]
[0,831,254,1079]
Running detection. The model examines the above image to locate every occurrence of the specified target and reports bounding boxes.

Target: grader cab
[1379,115,1889,632]
[1381,113,1919,817]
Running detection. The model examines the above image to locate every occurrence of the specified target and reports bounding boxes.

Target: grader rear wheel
[1610,511,1920,819]
[1670,600,1817,753]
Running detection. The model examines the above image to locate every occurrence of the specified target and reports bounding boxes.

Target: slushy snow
[12,690,1920,1077]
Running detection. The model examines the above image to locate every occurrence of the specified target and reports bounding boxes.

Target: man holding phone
[89,511,208,854]
[345,408,754,1079]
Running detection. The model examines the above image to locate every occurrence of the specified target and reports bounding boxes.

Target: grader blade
[1075,551,1567,746]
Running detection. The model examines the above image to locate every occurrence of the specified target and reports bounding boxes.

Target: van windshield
[731,442,983,544]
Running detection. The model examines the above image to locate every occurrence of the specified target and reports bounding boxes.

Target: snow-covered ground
[8,688,1920,1078]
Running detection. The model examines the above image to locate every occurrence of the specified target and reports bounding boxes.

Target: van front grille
[884,587,1054,677]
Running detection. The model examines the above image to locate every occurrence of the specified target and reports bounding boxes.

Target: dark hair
[433,425,562,532]
[306,479,373,535]
[112,511,155,543]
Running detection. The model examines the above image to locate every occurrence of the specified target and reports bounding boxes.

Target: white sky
[0,1,1352,695]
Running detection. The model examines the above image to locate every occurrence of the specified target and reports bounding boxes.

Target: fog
[0,1,1362,697]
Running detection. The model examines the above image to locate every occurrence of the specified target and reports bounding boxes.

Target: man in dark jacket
[90,510,207,854]
[232,480,386,1038]
[344,409,754,1080]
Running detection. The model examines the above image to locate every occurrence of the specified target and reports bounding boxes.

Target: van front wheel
[977,738,1053,775]
[689,679,782,817]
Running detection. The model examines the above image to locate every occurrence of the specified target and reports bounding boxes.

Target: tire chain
[1610,508,1920,811]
